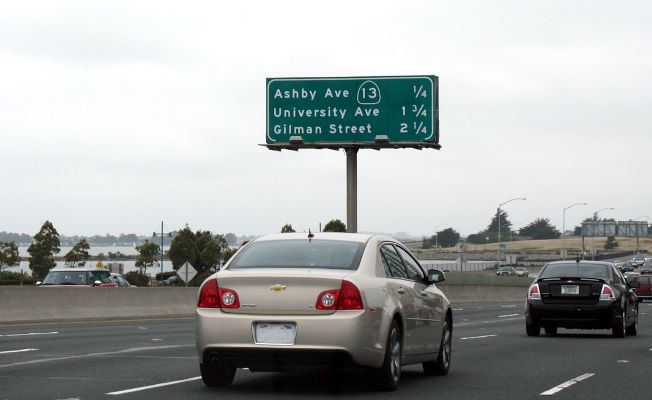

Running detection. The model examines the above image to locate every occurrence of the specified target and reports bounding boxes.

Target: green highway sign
[265,76,439,149]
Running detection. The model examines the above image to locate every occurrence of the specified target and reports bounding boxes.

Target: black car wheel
[423,316,452,376]
[612,308,626,338]
[626,306,638,336]
[526,319,540,337]
[375,320,402,391]
[200,359,236,387]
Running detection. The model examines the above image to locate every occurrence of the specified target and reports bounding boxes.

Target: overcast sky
[1,0,650,238]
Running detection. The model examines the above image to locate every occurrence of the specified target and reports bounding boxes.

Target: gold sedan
[195,232,452,391]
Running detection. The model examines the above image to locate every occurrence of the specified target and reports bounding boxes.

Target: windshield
[539,263,612,280]
[229,239,365,270]
[42,271,88,285]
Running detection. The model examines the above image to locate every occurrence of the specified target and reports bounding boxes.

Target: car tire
[544,326,557,336]
[374,320,401,391]
[423,316,452,376]
[612,308,626,338]
[526,319,540,337]
[200,359,236,387]
[626,306,638,336]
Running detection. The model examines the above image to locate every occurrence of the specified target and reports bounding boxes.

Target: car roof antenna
[308,229,314,242]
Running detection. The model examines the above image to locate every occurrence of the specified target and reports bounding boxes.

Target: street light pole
[592,208,614,260]
[562,202,587,260]
[153,221,173,282]
[497,197,526,267]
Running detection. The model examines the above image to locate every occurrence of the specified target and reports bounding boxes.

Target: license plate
[561,285,580,295]
[254,322,296,345]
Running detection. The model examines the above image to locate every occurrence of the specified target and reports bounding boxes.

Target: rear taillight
[198,279,219,308]
[218,287,240,308]
[197,279,240,309]
[528,284,541,300]
[600,285,616,301]
[315,280,364,310]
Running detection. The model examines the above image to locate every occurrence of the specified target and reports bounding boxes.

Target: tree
[487,209,512,236]
[27,221,61,280]
[224,233,238,245]
[167,225,230,275]
[604,236,618,250]
[64,239,91,268]
[135,240,160,274]
[323,219,346,232]
[281,224,295,233]
[433,228,460,248]
[519,218,561,240]
[0,241,20,271]
[422,236,433,249]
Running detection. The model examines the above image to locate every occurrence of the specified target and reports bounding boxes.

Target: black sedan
[525,260,639,338]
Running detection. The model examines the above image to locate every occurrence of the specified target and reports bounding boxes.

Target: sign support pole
[346,148,358,233]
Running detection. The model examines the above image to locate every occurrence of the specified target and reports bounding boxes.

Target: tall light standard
[434,223,448,248]
[153,221,173,282]
[592,208,614,260]
[631,215,649,254]
[562,202,587,260]
[497,197,526,267]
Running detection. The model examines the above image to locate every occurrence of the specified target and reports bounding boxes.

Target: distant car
[514,267,529,277]
[619,261,636,273]
[641,260,652,274]
[632,254,646,267]
[496,267,515,276]
[525,260,639,337]
[110,273,133,287]
[37,268,118,288]
[161,275,184,286]
[631,275,652,302]
[196,233,453,390]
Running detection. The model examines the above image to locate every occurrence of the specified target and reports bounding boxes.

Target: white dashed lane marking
[498,314,520,318]
[540,373,595,396]
[0,332,59,337]
[459,335,497,340]
[0,349,39,355]
[106,376,202,395]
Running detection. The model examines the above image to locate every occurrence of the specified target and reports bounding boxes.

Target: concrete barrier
[0,287,198,324]
[0,285,527,324]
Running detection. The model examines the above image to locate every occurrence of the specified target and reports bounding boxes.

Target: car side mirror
[35,281,42,286]
[628,280,641,289]
[93,280,102,286]
[427,269,445,284]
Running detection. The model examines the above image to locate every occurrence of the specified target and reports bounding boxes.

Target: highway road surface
[1,303,651,399]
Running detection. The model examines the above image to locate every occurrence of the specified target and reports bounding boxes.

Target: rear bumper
[526,300,620,329]
[195,308,387,370]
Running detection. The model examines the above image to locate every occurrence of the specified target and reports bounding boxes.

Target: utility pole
[153,221,173,282]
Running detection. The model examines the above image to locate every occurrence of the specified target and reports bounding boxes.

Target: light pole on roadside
[562,202,587,260]
[153,221,173,282]
[434,223,448,248]
[497,198,526,267]
[591,208,614,260]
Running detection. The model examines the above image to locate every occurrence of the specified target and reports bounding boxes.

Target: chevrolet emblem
[269,284,287,292]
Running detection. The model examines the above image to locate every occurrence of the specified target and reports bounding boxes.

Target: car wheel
[423,316,452,376]
[544,326,557,336]
[526,319,540,337]
[200,359,236,387]
[626,306,638,336]
[612,308,626,338]
[374,320,401,391]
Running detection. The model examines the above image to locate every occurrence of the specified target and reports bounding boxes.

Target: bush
[0,271,35,285]
[155,271,177,281]
[124,271,150,287]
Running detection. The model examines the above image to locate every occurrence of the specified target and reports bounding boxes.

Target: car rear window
[228,239,365,270]
[539,263,612,280]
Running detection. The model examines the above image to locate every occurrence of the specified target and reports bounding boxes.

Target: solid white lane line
[460,335,497,340]
[106,376,201,395]
[0,349,39,355]
[0,332,58,337]
[498,314,520,318]
[501,305,517,308]
[540,373,594,396]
